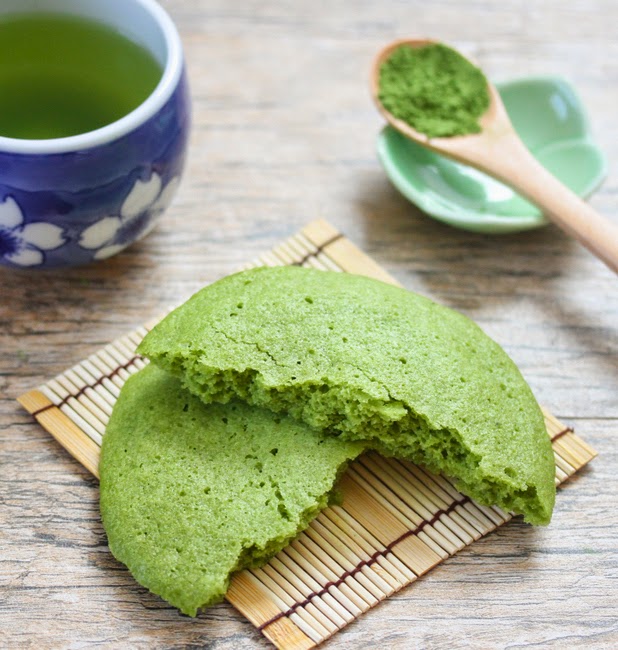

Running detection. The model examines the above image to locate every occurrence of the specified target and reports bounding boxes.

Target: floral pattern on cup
[0,196,67,266]
[78,172,180,260]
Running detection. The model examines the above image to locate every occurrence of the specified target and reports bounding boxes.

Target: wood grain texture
[1,0,616,648]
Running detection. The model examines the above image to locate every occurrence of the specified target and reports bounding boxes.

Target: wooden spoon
[371,38,618,274]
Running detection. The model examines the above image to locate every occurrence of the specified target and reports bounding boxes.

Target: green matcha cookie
[139,266,556,525]
[99,364,366,616]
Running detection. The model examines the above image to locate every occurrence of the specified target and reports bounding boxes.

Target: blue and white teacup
[0,0,190,269]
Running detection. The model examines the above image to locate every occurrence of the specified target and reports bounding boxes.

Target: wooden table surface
[2,1,617,648]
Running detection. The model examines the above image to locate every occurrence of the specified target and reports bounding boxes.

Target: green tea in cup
[0,0,189,270]
[0,13,163,139]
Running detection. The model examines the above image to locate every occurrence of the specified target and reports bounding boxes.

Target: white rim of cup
[0,0,183,155]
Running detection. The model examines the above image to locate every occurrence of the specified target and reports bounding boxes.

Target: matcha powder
[378,43,490,138]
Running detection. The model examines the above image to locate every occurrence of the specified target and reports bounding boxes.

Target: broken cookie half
[99,364,366,615]
[139,266,556,526]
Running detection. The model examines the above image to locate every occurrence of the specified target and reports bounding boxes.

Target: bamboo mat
[18,219,597,650]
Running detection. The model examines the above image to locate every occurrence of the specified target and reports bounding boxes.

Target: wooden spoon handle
[485,133,618,274]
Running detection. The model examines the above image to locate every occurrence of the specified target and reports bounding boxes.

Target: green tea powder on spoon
[378,43,490,138]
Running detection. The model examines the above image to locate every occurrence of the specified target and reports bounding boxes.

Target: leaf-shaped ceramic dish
[377,76,607,234]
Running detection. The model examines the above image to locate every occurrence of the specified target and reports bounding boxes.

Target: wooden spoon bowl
[371,39,618,274]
